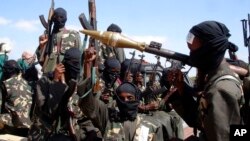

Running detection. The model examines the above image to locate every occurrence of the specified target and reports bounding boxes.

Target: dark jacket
[172,61,242,141]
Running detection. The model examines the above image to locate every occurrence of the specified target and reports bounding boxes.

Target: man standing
[99,24,126,64]
[171,21,243,141]
[28,48,82,140]
[36,7,81,76]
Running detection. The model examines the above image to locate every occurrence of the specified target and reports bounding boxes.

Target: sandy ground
[0,134,27,141]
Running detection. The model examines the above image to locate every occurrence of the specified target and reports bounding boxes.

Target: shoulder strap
[213,75,240,85]
[208,74,244,99]
[205,74,243,95]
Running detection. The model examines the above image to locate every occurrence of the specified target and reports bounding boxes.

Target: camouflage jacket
[104,113,164,141]
[0,74,32,128]
[36,28,81,73]
[99,43,126,64]
[99,77,122,95]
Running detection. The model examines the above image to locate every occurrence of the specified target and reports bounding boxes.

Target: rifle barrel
[144,47,191,66]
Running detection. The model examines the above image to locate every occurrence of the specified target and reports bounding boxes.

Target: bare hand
[85,47,96,62]
[166,68,184,94]
[39,34,48,48]
[54,63,65,82]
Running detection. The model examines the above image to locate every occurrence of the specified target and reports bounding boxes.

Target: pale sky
[0,0,250,76]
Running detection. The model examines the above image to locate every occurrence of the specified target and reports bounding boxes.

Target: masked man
[28,48,90,141]
[78,81,164,141]
[99,23,126,64]
[170,21,243,141]
[36,7,81,77]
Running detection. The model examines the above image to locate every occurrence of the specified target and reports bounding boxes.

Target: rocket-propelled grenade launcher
[80,29,191,66]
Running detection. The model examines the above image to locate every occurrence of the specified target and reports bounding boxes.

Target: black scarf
[62,48,81,81]
[3,60,20,81]
[103,58,121,87]
[52,7,67,32]
[189,21,236,72]
[115,82,140,121]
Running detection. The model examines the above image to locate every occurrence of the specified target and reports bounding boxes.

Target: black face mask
[52,8,67,32]
[116,96,139,121]
[2,60,20,81]
[188,21,231,72]
[63,59,80,81]
[103,70,120,88]
[189,43,226,73]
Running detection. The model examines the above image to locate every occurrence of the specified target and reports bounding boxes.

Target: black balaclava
[189,21,235,72]
[115,82,140,121]
[52,7,67,32]
[107,23,122,33]
[62,48,81,82]
[103,57,121,88]
[3,60,20,81]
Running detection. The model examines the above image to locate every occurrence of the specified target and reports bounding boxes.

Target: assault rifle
[39,0,54,70]
[79,0,99,91]
[79,29,191,66]
[124,51,135,81]
[150,56,161,84]
[142,56,164,104]
[137,54,145,74]
[242,14,250,64]
[135,54,145,86]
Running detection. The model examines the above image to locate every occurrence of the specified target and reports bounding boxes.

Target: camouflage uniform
[98,77,122,107]
[0,73,32,129]
[36,28,81,74]
[104,114,163,141]
[99,43,126,64]
[77,78,164,141]
[69,93,101,140]
[99,77,121,95]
